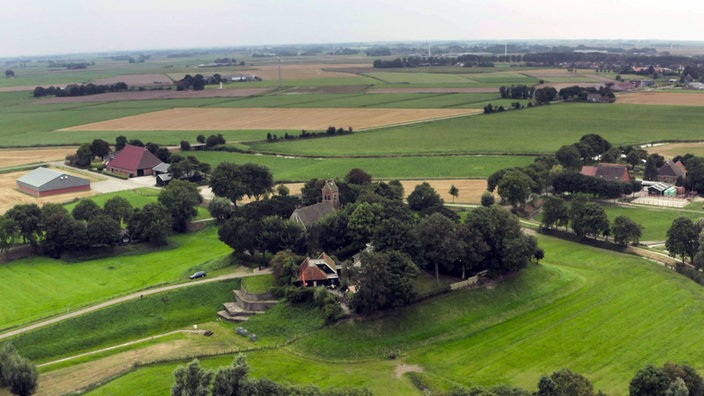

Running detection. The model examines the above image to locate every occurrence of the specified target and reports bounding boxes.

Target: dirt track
[60,107,481,131]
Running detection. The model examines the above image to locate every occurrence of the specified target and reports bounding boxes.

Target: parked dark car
[190,271,206,279]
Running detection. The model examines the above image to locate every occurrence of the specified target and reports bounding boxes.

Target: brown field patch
[0,85,41,92]
[59,107,482,132]
[169,63,366,82]
[0,147,77,168]
[368,87,498,94]
[91,73,173,87]
[646,142,704,159]
[616,91,704,106]
[35,88,271,104]
[282,179,488,204]
[0,169,99,214]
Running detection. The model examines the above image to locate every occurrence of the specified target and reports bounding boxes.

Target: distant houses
[290,180,340,230]
[17,167,90,197]
[105,144,164,177]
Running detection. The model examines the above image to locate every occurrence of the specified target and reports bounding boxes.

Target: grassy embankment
[85,235,704,395]
[0,226,232,330]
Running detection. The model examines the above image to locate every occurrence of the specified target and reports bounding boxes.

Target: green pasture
[463,72,539,86]
[190,151,536,181]
[241,274,276,294]
[600,203,704,241]
[289,236,704,394]
[365,71,474,85]
[0,226,231,330]
[85,235,704,395]
[87,349,415,396]
[13,280,240,363]
[248,104,704,156]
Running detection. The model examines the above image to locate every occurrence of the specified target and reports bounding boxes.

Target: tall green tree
[0,216,18,256]
[541,196,569,230]
[414,212,461,285]
[612,216,643,247]
[407,182,443,212]
[128,203,172,246]
[448,184,459,203]
[351,250,419,315]
[89,139,111,161]
[158,180,202,233]
[171,359,212,396]
[71,199,102,221]
[537,368,597,396]
[666,217,701,263]
[5,204,42,249]
[103,196,133,224]
[497,169,533,209]
[570,202,610,239]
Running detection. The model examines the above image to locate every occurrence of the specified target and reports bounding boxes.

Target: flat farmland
[617,91,704,106]
[167,63,365,82]
[60,107,482,131]
[648,142,704,158]
[36,88,271,104]
[365,71,473,84]
[0,147,76,168]
[91,74,173,87]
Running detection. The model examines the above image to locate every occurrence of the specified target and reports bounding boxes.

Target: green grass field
[84,235,704,395]
[0,226,232,330]
[601,203,704,241]
[12,280,240,363]
[190,151,536,181]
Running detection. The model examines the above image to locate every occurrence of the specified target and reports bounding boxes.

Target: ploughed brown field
[60,107,481,131]
[616,91,704,106]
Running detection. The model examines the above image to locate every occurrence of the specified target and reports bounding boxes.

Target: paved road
[0,268,271,341]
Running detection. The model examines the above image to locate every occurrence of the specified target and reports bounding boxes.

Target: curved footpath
[0,268,271,341]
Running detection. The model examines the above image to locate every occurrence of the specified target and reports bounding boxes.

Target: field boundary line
[37,330,203,367]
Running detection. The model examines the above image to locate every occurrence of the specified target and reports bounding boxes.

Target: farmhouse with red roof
[298,253,340,288]
[658,160,686,184]
[105,144,163,177]
[580,163,631,183]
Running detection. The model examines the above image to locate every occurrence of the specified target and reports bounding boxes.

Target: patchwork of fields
[6,55,704,395]
[60,107,482,131]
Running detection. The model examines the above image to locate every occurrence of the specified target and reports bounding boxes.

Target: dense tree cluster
[499,85,535,99]
[33,82,128,98]
[172,355,371,396]
[630,362,704,396]
[667,217,703,264]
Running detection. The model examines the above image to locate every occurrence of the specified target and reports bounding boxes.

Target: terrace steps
[218,289,278,323]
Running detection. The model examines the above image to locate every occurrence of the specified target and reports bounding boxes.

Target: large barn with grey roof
[17,167,90,197]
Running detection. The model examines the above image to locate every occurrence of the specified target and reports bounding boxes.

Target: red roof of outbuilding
[107,145,162,173]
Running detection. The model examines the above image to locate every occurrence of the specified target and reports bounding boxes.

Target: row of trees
[0,180,203,257]
[541,195,643,246]
[32,82,128,98]
[171,355,370,396]
[0,343,37,396]
[266,126,353,142]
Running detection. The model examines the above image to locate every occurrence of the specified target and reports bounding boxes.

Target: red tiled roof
[298,258,329,282]
[580,166,598,176]
[107,145,162,173]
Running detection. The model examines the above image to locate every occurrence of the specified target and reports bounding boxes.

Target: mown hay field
[60,107,482,131]
[0,147,76,168]
[617,91,704,105]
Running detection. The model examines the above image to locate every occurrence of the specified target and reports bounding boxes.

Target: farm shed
[106,145,163,177]
[648,182,677,197]
[17,167,90,197]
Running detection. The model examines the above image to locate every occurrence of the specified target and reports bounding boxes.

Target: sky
[1,0,703,58]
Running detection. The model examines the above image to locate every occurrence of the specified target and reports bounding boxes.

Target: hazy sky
[1,0,703,57]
